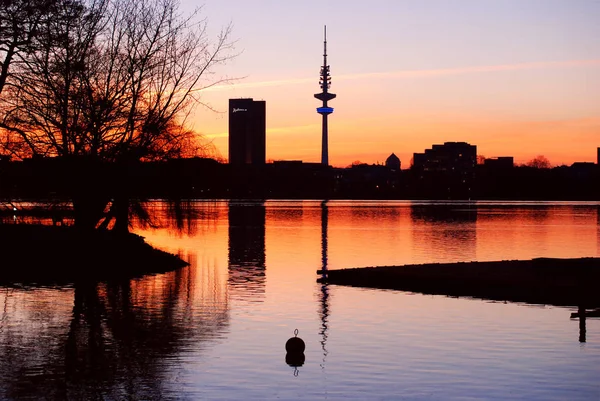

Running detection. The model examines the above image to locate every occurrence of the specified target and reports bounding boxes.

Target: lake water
[1,200,599,400]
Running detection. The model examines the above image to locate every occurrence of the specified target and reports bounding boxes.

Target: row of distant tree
[482,155,552,169]
[347,154,554,170]
[0,0,233,232]
[3,156,597,201]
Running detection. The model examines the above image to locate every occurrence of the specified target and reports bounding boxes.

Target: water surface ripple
[0,200,598,400]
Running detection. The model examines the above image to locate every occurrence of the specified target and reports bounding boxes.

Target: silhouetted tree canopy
[0,0,234,231]
[0,0,54,154]
[526,155,551,169]
[0,0,51,95]
[2,0,232,161]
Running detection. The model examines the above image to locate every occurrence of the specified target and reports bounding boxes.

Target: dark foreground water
[1,201,599,400]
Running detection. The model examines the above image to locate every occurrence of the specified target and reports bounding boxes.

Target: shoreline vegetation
[317,257,600,308]
[1,157,599,201]
[0,224,189,284]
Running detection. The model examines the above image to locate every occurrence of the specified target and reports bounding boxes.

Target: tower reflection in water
[228,201,266,301]
[319,200,330,369]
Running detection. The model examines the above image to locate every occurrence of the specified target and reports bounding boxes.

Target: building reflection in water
[228,201,266,301]
[319,200,330,368]
[410,202,477,263]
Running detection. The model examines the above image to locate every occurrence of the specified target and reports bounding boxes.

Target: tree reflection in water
[0,253,228,399]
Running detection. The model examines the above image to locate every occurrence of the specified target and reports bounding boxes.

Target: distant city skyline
[182,0,600,168]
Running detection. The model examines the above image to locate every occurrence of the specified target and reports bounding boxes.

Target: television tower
[314,26,336,166]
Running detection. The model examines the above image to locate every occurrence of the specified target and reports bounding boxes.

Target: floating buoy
[285,352,305,367]
[285,329,305,353]
[285,329,306,376]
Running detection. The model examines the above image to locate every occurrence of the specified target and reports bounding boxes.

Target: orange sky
[183,1,600,168]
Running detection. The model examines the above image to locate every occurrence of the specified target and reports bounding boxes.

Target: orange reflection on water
[135,201,600,292]
[1,200,599,399]
[131,201,600,326]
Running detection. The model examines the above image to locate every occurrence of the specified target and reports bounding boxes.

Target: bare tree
[526,155,551,169]
[1,0,235,232]
[0,0,55,157]
[0,0,53,96]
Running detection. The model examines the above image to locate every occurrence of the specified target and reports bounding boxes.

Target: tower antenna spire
[324,25,327,57]
[315,25,336,166]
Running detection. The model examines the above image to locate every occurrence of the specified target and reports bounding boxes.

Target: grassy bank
[318,257,600,307]
[0,224,188,284]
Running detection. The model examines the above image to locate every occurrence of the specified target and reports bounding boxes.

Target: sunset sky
[182,0,599,168]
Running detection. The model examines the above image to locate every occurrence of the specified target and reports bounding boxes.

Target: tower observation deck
[314,26,336,166]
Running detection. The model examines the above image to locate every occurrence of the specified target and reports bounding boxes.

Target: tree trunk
[112,195,129,235]
[72,195,108,233]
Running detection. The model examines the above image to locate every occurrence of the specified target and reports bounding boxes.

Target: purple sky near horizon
[181,0,600,167]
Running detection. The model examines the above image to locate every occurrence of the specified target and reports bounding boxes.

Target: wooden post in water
[321,200,328,279]
[578,305,586,343]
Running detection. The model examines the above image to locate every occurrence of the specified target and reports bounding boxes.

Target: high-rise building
[597,147,599,165]
[314,26,336,166]
[412,142,477,199]
[484,156,514,169]
[228,98,266,165]
[412,142,477,173]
